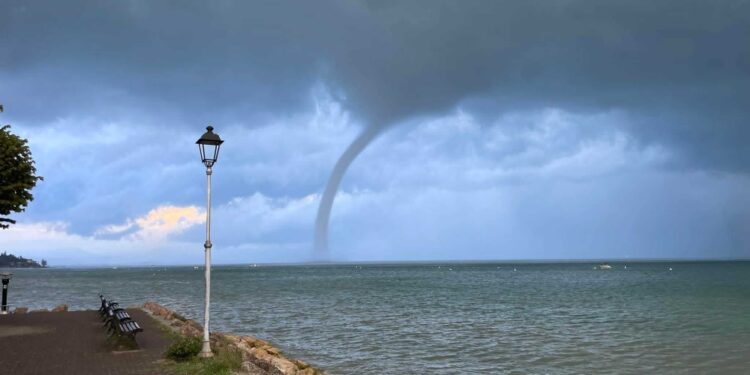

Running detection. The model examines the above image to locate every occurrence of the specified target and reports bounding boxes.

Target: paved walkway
[0,309,172,375]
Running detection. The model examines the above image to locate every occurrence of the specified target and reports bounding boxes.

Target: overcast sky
[1,1,749,266]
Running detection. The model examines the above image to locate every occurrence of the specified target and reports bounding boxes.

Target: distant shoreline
[9,258,749,269]
[0,252,46,269]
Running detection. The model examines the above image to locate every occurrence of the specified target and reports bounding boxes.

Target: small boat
[598,264,613,270]
[193,266,199,270]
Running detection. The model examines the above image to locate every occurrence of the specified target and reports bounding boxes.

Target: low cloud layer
[95,205,204,241]
[4,106,748,265]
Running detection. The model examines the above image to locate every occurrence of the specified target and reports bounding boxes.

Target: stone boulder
[13,307,28,314]
[140,302,327,374]
[242,336,271,349]
[179,321,202,337]
[143,301,170,317]
[51,304,68,312]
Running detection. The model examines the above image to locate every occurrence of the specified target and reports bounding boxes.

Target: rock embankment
[12,304,67,314]
[141,302,326,375]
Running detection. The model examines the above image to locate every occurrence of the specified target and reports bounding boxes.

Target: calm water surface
[4,262,750,374]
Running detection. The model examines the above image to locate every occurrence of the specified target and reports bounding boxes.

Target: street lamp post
[1,273,12,315]
[196,126,224,358]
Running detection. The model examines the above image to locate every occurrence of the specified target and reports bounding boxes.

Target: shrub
[165,336,202,361]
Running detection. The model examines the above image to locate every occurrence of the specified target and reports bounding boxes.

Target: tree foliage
[0,112,43,229]
[0,251,43,268]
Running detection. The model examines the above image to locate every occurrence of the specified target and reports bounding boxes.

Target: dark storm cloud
[1,1,327,124]
[1,0,749,167]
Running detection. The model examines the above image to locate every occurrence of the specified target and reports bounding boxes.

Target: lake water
[4,262,750,374]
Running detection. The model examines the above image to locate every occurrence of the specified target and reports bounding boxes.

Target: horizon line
[6,257,749,269]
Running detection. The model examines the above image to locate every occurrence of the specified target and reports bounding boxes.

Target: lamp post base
[199,342,214,358]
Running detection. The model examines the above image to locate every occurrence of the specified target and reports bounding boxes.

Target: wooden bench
[98,295,143,341]
[99,295,120,321]
[102,302,122,326]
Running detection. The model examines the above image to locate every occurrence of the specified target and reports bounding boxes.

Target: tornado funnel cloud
[314,126,382,260]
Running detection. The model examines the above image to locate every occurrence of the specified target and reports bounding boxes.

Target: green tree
[0,105,43,229]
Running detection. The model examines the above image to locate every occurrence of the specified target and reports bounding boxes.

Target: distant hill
[0,252,46,268]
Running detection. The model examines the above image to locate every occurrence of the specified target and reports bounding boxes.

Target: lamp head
[196,126,224,167]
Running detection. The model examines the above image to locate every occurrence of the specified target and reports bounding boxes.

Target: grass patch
[164,345,243,375]
[161,331,243,375]
[147,309,246,374]
[157,320,182,340]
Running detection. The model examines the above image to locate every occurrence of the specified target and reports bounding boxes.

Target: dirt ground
[0,309,172,375]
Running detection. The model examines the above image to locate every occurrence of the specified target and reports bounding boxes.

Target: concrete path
[0,309,171,375]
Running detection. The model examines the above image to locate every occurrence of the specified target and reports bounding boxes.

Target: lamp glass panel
[198,144,207,162]
[200,144,218,163]
[212,144,221,162]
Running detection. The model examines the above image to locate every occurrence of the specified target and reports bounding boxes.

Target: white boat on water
[598,264,613,270]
